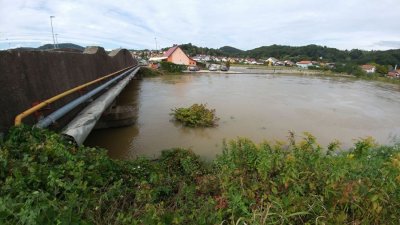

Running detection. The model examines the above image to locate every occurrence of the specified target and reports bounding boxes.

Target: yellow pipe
[15,66,134,125]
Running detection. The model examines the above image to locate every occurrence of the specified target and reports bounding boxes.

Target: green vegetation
[1,126,400,224]
[171,104,219,127]
[138,65,185,77]
[160,62,187,73]
[330,63,366,77]
[177,43,400,67]
[219,46,244,56]
[38,43,85,51]
[138,67,163,77]
[171,43,226,57]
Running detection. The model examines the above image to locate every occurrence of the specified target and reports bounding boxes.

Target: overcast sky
[0,0,399,51]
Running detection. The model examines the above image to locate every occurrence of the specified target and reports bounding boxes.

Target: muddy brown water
[85,69,400,160]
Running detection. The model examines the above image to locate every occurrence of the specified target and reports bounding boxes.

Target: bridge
[0,46,140,144]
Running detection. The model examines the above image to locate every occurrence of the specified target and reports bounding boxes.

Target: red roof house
[296,60,313,68]
[163,45,196,66]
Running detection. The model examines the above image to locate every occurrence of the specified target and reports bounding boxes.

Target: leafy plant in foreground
[1,126,400,224]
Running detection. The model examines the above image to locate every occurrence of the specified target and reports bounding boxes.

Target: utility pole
[154,37,158,51]
[55,34,59,48]
[50,16,56,49]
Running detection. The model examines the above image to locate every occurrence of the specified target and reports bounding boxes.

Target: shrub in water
[171,104,219,127]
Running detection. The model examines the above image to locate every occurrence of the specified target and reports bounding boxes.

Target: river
[84,68,400,159]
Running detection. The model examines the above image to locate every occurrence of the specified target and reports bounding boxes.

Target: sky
[0,0,399,51]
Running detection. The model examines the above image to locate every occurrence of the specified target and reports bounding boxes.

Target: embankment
[0,47,137,133]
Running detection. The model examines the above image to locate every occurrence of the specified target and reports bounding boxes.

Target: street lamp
[50,16,56,49]
[55,33,59,48]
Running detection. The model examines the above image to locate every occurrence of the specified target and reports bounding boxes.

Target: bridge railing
[14,66,135,126]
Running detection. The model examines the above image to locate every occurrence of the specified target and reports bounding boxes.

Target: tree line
[178,43,400,66]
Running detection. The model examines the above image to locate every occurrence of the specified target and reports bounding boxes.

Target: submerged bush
[171,103,219,127]
[1,126,399,224]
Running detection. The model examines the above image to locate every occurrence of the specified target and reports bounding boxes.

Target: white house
[296,61,313,69]
[361,64,376,73]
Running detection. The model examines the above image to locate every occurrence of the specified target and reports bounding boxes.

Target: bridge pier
[94,105,137,129]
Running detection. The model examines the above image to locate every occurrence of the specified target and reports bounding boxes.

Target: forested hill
[219,46,244,56]
[179,43,400,66]
[38,43,85,51]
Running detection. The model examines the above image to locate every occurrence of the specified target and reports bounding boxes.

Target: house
[361,64,376,73]
[387,70,400,78]
[296,60,314,69]
[162,45,196,66]
[284,60,295,66]
[265,57,279,66]
[148,56,167,69]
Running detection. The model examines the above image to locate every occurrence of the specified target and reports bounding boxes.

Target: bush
[160,61,187,73]
[215,134,400,224]
[138,67,162,77]
[1,126,400,224]
[171,104,219,127]
[0,126,216,224]
[332,63,367,77]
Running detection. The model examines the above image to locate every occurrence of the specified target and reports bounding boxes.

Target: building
[284,60,295,66]
[148,45,196,66]
[387,70,400,78]
[164,45,196,66]
[266,57,279,65]
[296,60,313,69]
[361,64,376,73]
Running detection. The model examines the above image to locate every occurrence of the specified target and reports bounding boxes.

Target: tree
[225,60,231,69]
[375,64,388,75]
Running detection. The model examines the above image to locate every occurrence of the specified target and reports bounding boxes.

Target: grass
[1,126,400,224]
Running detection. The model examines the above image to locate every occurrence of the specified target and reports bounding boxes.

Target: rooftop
[164,45,179,57]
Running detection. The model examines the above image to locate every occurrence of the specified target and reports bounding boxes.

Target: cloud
[373,41,400,49]
[0,0,399,50]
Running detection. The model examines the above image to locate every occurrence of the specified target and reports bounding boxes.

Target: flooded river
[85,69,400,159]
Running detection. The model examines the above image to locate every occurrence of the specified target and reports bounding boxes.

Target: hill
[178,43,224,56]
[246,45,400,65]
[219,46,244,56]
[174,43,400,66]
[38,43,85,51]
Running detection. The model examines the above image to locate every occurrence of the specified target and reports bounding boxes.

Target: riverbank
[184,70,242,74]
[1,126,399,224]
[141,66,400,85]
[231,65,400,84]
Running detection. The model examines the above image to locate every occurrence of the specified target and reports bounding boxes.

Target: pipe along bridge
[15,65,140,145]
